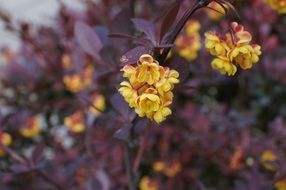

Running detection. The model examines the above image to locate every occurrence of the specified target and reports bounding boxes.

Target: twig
[133,136,145,172]
[124,141,136,190]
[158,0,212,63]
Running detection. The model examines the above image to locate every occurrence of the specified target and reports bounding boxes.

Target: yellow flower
[119,54,179,123]
[139,176,159,190]
[275,179,286,190]
[260,150,277,171]
[135,89,161,116]
[206,1,226,21]
[64,112,85,133]
[175,20,201,61]
[62,54,72,70]
[20,116,41,138]
[136,59,161,85]
[211,56,237,76]
[0,132,12,157]
[118,81,138,108]
[121,64,137,83]
[205,32,229,57]
[263,0,286,14]
[153,161,166,172]
[156,69,179,95]
[88,93,106,116]
[205,22,262,76]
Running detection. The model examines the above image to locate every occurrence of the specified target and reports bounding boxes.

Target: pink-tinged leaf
[131,18,157,44]
[160,1,181,43]
[74,21,103,59]
[120,46,151,66]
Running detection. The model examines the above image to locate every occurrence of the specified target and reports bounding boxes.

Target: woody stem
[158,0,212,63]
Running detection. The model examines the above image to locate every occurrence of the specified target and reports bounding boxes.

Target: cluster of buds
[205,1,226,21]
[205,22,262,76]
[175,20,201,61]
[153,160,182,177]
[0,132,12,157]
[63,65,94,93]
[119,54,179,123]
[20,116,42,138]
[64,111,85,133]
[263,0,286,14]
[260,150,277,171]
[139,176,159,190]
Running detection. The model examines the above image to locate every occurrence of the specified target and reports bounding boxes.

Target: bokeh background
[0,0,286,190]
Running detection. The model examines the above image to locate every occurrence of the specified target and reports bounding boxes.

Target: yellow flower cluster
[64,111,85,133]
[118,54,179,123]
[276,179,286,190]
[0,132,12,157]
[263,0,286,14]
[175,20,201,61]
[139,176,159,190]
[88,93,106,116]
[206,1,226,21]
[153,160,182,177]
[20,116,42,138]
[63,65,94,93]
[205,22,262,76]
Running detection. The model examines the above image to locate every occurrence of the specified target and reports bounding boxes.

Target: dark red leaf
[166,55,190,82]
[160,1,181,43]
[131,18,157,45]
[31,142,45,164]
[74,21,103,60]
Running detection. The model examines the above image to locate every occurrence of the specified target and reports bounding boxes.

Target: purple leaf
[114,125,131,140]
[111,93,130,117]
[74,21,103,60]
[131,18,157,45]
[120,46,151,66]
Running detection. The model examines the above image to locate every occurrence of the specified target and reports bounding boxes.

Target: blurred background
[0,0,286,190]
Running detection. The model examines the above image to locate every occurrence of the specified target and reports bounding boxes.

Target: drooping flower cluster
[0,131,12,157]
[20,116,42,138]
[63,65,94,93]
[205,22,262,76]
[263,0,286,14]
[175,20,201,61]
[119,54,179,123]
